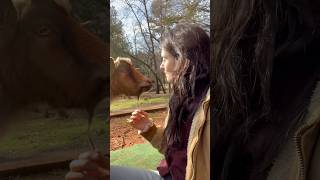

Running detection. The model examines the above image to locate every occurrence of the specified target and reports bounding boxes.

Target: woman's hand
[65,151,109,180]
[128,109,153,132]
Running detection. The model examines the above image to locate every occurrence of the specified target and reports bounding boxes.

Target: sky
[111,0,140,44]
[110,0,210,51]
[111,0,153,51]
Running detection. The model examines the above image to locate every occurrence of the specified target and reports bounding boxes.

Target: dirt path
[110,110,167,151]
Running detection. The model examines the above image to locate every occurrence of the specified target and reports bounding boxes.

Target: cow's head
[110,57,153,99]
[0,0,107,111]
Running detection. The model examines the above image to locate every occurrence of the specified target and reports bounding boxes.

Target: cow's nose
[147,79,154,84]
[96,77,108,97]
[94,68,108,81]
[94,69,108,94]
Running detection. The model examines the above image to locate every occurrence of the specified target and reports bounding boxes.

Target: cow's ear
[0,0,18,48]
[54,0,72,14]
[11,0,31,20]
[110,57,115,76]
[126,58,133,65]
[0,0,18,24]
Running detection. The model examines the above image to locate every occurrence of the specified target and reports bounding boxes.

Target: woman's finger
[131,118,141,125]
[78,151,108,169]
[132,113,147,120]
[131,109,140,115]
[131,114,146,122]
[93,167,110,179]
[131,113,143,119]
[130,114,139,119]
[78,151,100,161]
[139,110,148,117]
[132,110,146,117]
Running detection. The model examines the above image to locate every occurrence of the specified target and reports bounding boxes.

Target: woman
[112,23,210,180]
[66,23,210,180]
[212,0,320,180]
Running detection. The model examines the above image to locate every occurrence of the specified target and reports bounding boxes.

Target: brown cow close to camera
[0,0,153,125]
[110,57,153,100]
[0,0,107,114]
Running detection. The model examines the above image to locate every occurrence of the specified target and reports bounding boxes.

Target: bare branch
[123,0,151,51]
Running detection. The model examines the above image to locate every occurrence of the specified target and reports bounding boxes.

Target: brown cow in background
[110,57,153,100]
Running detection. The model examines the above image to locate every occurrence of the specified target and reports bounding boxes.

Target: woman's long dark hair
[212,0,320,179]
[161,23,210,147]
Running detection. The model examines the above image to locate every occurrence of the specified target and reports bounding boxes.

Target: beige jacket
[141,89,210,180]
[267,81,320,180]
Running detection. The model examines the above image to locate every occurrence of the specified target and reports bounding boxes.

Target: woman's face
[160,49,178,83]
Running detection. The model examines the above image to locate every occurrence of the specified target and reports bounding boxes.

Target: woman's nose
[160,62,164,71]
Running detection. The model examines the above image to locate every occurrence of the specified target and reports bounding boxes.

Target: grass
[111,96,169,111]
[111,143,164,170]
[0,114,108,160]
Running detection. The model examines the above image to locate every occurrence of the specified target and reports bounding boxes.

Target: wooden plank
[110,104,167,118]
[0,150,108,176]
[0,151,76,176]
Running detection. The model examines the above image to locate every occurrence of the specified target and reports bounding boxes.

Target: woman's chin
[166,77,173,83]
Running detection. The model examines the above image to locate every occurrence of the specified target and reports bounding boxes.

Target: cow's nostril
[96,78,108,97]
[148,79,155,84]
[94,69,108,83]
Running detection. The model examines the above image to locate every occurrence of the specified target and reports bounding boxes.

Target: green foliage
[151,0,210,31]
[110,6,131,58]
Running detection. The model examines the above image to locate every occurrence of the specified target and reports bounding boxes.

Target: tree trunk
[142,0,159,94]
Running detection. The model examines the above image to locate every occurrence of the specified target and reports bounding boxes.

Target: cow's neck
[0,84,15,120]
[110,84,118,101]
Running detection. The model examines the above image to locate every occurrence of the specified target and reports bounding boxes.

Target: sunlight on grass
[111,143,164,170]
[111,96,169,111]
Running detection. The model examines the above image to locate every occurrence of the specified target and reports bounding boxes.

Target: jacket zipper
[294,125,312,180]
[295,133,305,180]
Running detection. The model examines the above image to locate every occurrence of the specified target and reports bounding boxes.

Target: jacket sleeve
[140,111,169,154]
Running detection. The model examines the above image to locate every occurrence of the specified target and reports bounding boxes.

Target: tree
[124,0,163,94]
[151,0,210,32]
[110,6,131,58]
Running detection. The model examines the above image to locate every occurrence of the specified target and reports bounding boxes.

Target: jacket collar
[303,81,320,126]
[202,88,210,107]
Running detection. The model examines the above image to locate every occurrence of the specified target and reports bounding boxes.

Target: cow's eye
[37,26,51,36]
